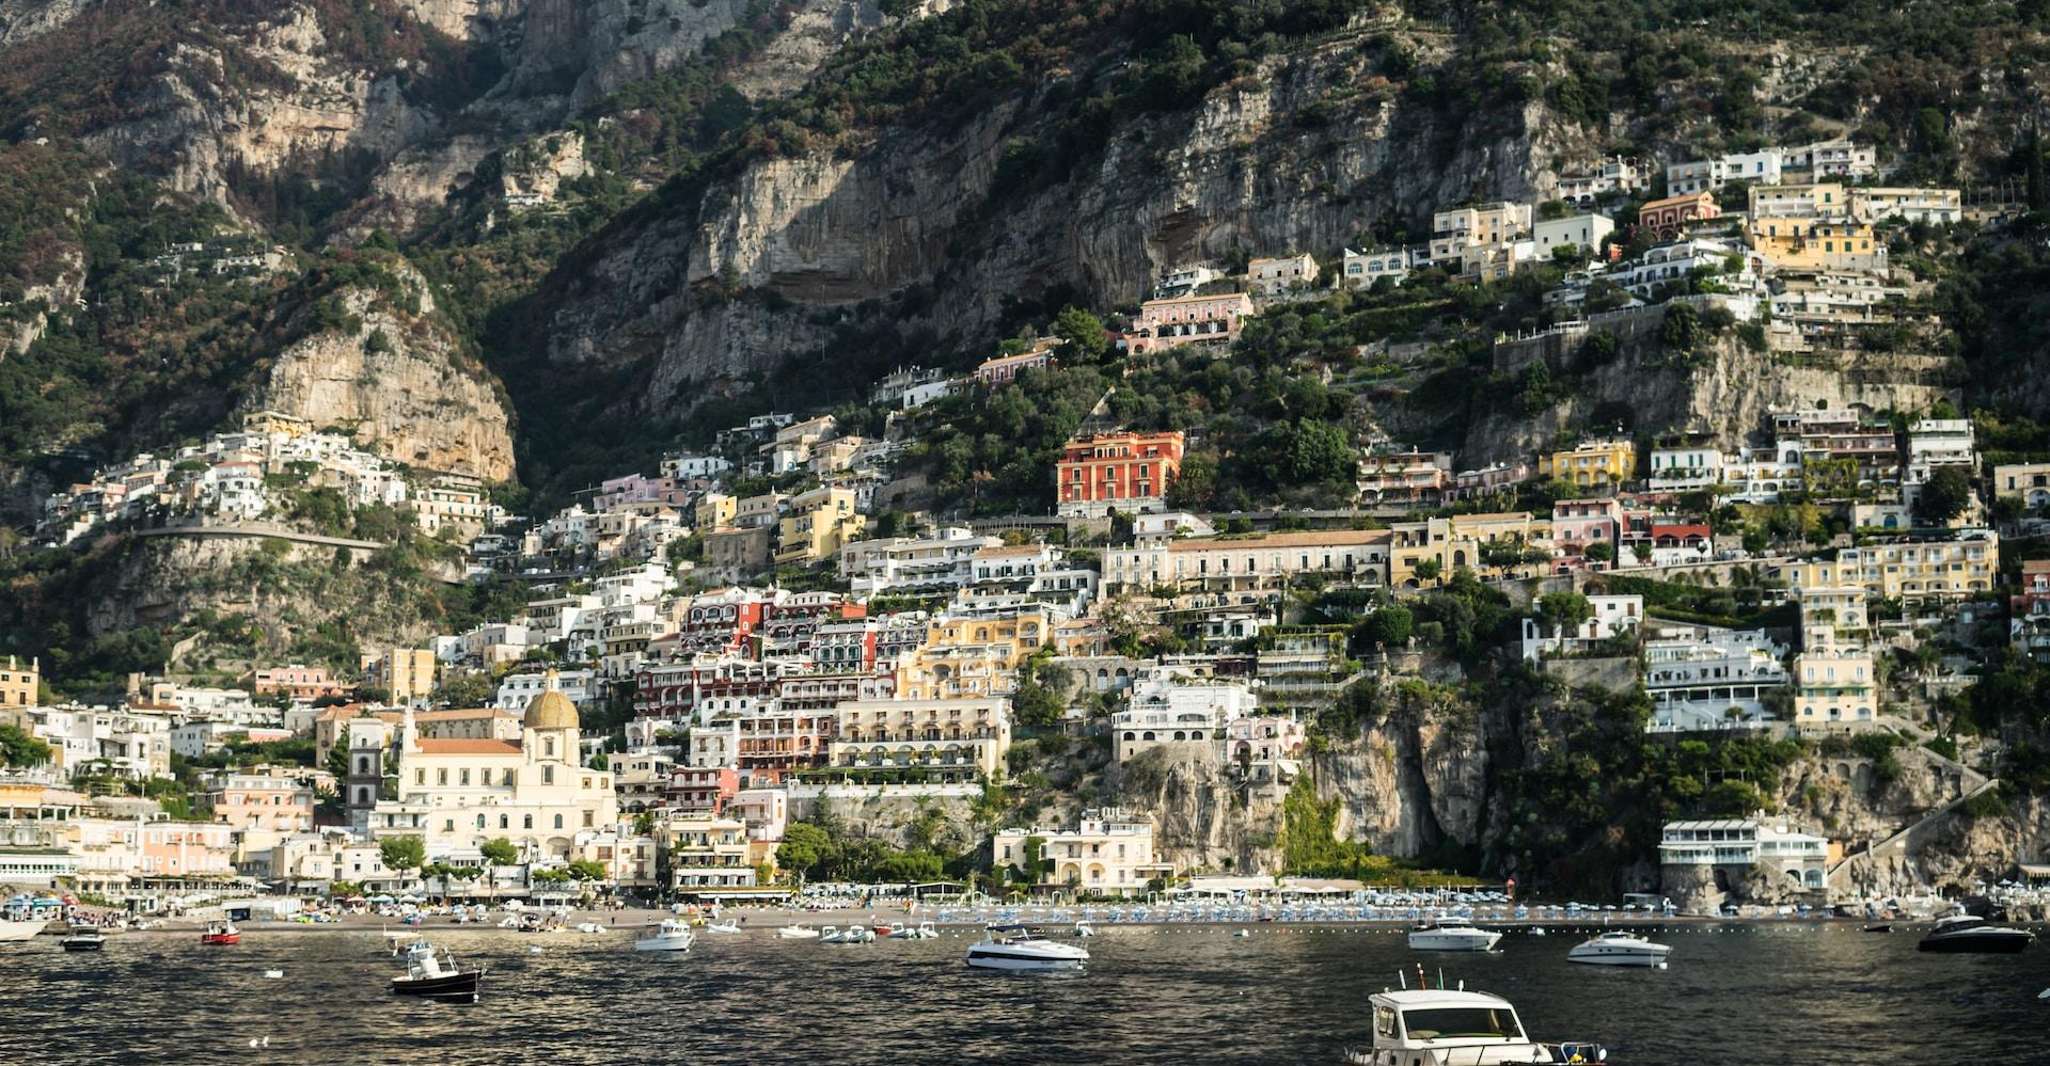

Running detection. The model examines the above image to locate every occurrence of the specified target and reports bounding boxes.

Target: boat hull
[391,970,483,1003]
[61,937,106,952]
[966,950,1086,972]
[1917,932,2033,954]
[632,936,694,952]
[0,920,46,943]
[200,934,241,945]
[1567,944,1671,967]
[1407,931,1503,952]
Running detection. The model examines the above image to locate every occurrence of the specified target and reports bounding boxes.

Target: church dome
[524,682,579,731]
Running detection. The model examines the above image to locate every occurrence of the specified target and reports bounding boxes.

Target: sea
[6,922,2047,1064]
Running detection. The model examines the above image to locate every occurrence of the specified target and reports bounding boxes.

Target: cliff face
[257,261,517,480]
[534,28,1604,419]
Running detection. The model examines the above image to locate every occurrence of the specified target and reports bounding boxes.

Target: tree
[438,670,494,707]
[1912,466,1972,526]
[777,822,833,881]
[1010,659,1065,730]
[1284,419,1354,486]
[0,724,52,767]
[379,835,426,877]
[1413,558,1443,585]
[566,859,608,882]
[1583,542,1614,563]
[1538,591,1595,636]
[479,837,520,866]
[1660,301,1700,350]
[1051,306,1109,362]
[1166,451,1218,510]
[1362,605,1413,648]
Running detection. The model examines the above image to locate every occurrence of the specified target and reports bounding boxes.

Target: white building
[839,528,1002,595]
[662,454,733,481]
[992,807,1173,897]
[1648,439,1725,492]
[1338,247,1416,289]
[1111,670,1260,761]
[1659,817,1829,895]
[1666,149,1784,195]
[1644,627,1789,733]
[1532,212,1613,256]
[1903,418,1975,486]
[1519,595,1644,660]
[496,669,597,713]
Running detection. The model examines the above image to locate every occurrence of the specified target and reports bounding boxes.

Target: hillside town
[5,139,2049,927]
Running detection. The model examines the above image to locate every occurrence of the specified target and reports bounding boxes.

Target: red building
[1637,192,1720,239]
[1055,430,1186,517]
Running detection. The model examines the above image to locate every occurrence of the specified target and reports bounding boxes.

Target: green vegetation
[0,724,51,767]
[1276,775,1482,886]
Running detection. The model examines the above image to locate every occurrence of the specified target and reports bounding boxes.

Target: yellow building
[693,492,736,531]
[829,698,1012,779]
[361,647,436,704]
[1747,216,1886,273]
[1389,512,1552,587]
[893,608,1051,700]
[1793,645,1877,732]
[774,486,866,567]
[0,655,38,713]
[1538,438,1636,489]
[1778,531,1999,604]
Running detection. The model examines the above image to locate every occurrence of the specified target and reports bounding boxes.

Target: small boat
[1567,930,1672,968]
[1234,929,1251,938]
[1407,919,1502,953]
[1530,927,1547,937]
[633,919,696,953]
[776,926,820,940]
[1917,913,2034,954]
[836,925,876,944]
[574,921,607,935]
[0,918,46,943]
[1341,988,1606,1065]
[1073,921,1095,938]
[817,925,843,943]
[263,969,284,979]
[966,925,1089,971]
[704,922,742,935]
[1863,923,1893,933]
[200,922,241,946]
[390,945,484,1004]
[526,945,545,956]
[60,930,106,952]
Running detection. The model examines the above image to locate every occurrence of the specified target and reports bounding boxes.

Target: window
[544,766,554,785]
[523,815,533,829]
[554,814,564,830]
[499,814,509,830]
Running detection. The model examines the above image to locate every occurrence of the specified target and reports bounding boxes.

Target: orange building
[1055,431,1185,517]
[1638,192,1720,239]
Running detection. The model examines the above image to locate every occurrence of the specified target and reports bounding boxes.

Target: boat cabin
[1358,990,1540,1066]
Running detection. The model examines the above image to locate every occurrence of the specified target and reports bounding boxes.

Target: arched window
[476,814,485,829]
[553,814,564,830]
[499,815,508,830]
[523,815,533,829]
[544,766,555,785]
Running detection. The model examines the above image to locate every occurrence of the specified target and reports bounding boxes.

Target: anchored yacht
[1343,988,1608,1066]
[1407,919,1503,952]
[1916,913,2034,954]
[965,926,1089,972]
[1566,930,1672,968]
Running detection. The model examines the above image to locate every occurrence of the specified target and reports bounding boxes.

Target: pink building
[1357,451,1452,507]
[139,821,238,878]
[667,766,740,815]
[1125,292,1255,354]
[252,664,343,699]
[205,771,316,833]
[593,474,689,512]
[975,344,1057,386]
[1551,498,1624,571]
[1443,460,1533,503]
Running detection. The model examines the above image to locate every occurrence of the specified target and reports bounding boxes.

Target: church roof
[523,688,579,731]
[415,739,522,756]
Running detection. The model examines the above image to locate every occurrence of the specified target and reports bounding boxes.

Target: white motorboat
[1341,988,1607,1065]
[703,922,742,935]
[574,921,607,935]
[1567,930,1672,968]
[776,926,820,940]
[633,919,696,953]
[833,925,876,944]
[0,918,47,943]
[1073,921,1095,938]
[966,926,1089,971]
[1407,920,1502,952]
[886,921,937,939]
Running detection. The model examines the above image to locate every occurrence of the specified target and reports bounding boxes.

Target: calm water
[6,922,2048,1064]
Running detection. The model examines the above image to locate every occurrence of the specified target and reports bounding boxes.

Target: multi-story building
[974,343,1058,387]
[1428,202,1533,264]
[1659,817,1829,897]
[894,610,1050,700]
[1849,186,1962,225]
[1637,192,1720,239]
[1647,433,1725,492]
[1125,292,1255,354]
[1782,138,1876,181]
[1772,408,1899,486]
[1644,627,1790,732]
[1556,155,1651,203]
[1389,512,1551,587]
[2010,560,2050,661]
[1532,212,1614,256]
[992,808,1173,897]
[1356,450,1453,507]
[1993,462,2050,511]
[661,813,754,893]
[1102,529,1392,595]
[1748,217,1887,274]
[828,698,1011,779]
[250,664,341,700]
[360,647,436,705]
[1903,418,1975,486]
[775,486,864,568]
[203,769,316,833]
[1539,437,1637,489]
[1550,497,1623,571]
[1666,149,1784,196]
[839,528,1002,595]
[1338,247,1416,289]
[1247,253,1320,296]
[1111,670,1259,761]
[0,656,37,711]
[1778,530,1999,605]
[1519,595,1644,660]
[1792,640,1877,732]
[1054,430,1185,517]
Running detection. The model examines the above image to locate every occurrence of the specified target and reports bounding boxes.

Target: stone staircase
[1826,774,2001,897]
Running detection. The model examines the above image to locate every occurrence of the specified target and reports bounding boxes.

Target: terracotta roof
[1166,529,1391,552]
[414,739,522,756]
[413,707,514,721]
[974,544,1047,558]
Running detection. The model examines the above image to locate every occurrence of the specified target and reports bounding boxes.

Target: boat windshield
[1401,1008,1524,1041]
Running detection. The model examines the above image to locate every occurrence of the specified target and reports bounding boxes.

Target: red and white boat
[200,921,241,945]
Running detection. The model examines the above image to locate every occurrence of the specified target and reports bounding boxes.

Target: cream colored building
[1102,529,1392,595]
[828,698,1011,779]
[1994,463,2050,511]
[0,655,36,713]
[993,807,1173,897]
[1779,531,1999,604]
[1793,644,1877,732]
[1247,253,1319,296]
[694,492,736,530]
[1389,512,1551,587]
[775,486,865,567]
[359,679,618,862]
[362,647,437,704]
[661,813,754,892]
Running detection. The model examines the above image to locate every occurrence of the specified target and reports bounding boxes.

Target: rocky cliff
[258,259,517,480]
